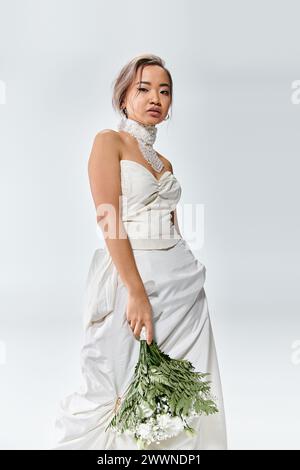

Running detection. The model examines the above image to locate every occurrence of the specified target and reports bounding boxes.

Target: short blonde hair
[111,53,173,119]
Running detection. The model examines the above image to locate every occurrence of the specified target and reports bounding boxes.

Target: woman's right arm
[87,130,153,344]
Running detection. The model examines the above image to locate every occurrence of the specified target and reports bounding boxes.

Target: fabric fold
[83,248,158,331]
[83,248,119,331]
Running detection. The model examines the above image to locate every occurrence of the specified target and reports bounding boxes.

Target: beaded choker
[117,117,164,173]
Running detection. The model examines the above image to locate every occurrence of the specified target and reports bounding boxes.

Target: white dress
[53,160,228,450]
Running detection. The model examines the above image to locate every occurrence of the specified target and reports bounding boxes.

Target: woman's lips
[147,110,161,116]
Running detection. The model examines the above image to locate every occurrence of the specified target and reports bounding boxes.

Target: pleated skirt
[53,238,227,450]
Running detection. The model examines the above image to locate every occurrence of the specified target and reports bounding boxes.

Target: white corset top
[120,160,182,249]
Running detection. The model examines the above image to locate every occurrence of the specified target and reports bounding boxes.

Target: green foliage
[105,338,219,447]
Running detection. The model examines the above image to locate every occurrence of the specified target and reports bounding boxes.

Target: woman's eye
[137,87,169,95]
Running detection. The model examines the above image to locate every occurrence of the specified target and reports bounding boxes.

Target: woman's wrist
[126,282,146,297]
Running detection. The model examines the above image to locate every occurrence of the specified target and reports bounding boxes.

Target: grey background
[0,0,299,449]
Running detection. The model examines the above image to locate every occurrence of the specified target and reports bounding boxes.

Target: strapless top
[120,160,182,249]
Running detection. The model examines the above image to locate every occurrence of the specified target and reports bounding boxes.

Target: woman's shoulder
[89,129,121,166]
[91,129,122,152]
[93,128,121,142]
[92,131,173,172]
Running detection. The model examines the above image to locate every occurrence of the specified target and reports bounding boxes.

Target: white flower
[156,414,184,438]
[157,413,172,428]
[136,422,153,440]
[169,416,185,434]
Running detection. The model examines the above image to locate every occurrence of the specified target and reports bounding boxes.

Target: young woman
[53,54,228,450]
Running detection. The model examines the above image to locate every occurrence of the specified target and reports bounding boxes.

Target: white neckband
[117,117,164,173]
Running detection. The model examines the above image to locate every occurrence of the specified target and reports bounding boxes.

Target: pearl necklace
[117,116,164,173]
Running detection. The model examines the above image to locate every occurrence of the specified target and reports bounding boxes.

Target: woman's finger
[133,321,142,338]
[145,321,153,345]
[128,319,136,332]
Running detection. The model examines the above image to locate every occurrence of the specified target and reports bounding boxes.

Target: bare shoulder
[89,129,121,163]
[156,152,174,173]
[92,128,121,148]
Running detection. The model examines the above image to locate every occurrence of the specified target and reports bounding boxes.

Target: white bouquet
[106,327,219,449]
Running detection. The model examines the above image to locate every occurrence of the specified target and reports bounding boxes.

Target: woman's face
[122,65,171,125]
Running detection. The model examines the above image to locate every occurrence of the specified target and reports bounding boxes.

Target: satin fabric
[53,162,227,449]
[53,238,227,449]
[120,159,182,249]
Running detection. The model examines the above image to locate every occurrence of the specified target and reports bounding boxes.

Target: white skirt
[53,238,228,450]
